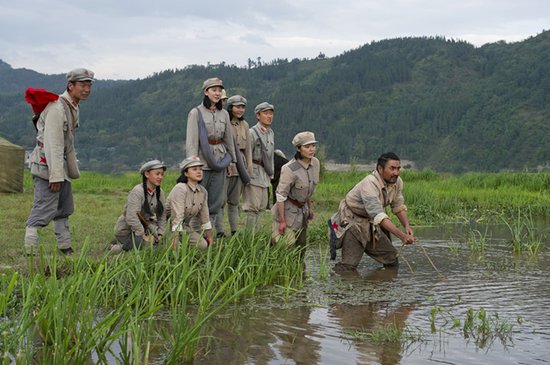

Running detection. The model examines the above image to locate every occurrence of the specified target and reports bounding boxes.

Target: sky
[1,0,548,80]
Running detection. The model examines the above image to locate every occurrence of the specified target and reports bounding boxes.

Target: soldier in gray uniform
[185,77,236,234]
[242,102,275,231]
[166,157,213,250]
[215,95,253,237]
[24,68,94,256]
[272,131,320,250]
[330,152,415,271]
[112,160,167,252]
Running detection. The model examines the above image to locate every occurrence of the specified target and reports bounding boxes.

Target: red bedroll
[25,88,59,114]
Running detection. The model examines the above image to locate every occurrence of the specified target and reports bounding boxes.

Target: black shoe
[60,247,74,255]
[216,232,226,239]
[231,231,237,236]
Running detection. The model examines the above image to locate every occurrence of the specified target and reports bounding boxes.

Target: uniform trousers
[201,169,226,227]
[242,184,268,231]
[336,227,398,269]
[215,175,243,234]
[25,176,73,253]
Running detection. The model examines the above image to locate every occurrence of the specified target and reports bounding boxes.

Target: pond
[150,222,550,365]
[131,223,550,364]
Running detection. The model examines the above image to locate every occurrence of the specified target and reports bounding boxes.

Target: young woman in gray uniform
[185,77,235,235]
[272,131,320,252]
[166,157,213,250]
[112,160,167,252]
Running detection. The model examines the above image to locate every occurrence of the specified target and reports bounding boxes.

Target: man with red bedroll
[24,68,94,256]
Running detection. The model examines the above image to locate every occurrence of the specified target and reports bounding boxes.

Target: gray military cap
[227,95,247,108]
[139,160,166,174]
[254,102,274,114]
[202,77,224,92]
[179,156,204,171]
[66,68,95,82]
[292,131,318,147]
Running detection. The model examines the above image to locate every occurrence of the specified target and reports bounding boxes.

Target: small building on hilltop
[0,136,25,193]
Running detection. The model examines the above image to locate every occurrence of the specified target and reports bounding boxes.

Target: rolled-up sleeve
[275,165,293,202]
[168,185,186,232]
[199,192,211,230]
[360,179,388,225]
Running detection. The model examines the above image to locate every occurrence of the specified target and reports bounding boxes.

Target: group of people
[24,68,415,271]
[111,76,322,254]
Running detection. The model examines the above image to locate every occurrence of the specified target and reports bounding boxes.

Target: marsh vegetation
[0,170,548,364]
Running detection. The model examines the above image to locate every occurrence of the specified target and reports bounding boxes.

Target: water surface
[163,223,550,364]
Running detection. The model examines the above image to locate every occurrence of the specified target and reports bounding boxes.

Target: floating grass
[429,305,516,348]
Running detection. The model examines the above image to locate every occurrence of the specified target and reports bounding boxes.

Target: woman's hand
[278,220,287,235]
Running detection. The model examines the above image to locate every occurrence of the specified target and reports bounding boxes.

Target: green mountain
[1,31,548,173]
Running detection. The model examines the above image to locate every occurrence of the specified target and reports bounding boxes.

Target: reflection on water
[155,223,550,365]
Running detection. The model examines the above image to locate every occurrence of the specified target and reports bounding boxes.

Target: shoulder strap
[59,97,77,131]
[252,127,266,150]
[194,107,231,171]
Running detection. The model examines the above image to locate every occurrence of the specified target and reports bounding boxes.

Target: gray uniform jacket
[332,170,407,246]
[186,104,236,170]
[166,182,210,232]
[249,123,274,188]
[114,184,167,239]
[273,158,320,229]
[228,118,253,176]
[28,90,80,182]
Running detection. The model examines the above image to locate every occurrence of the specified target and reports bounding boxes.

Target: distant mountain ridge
[1,30,548,173]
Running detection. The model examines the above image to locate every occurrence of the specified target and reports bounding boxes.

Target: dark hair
[176,174,188,184]
[377,152,400,169]
[228,105,245,121]
[295,148,309,160]
[176,167,203,184]
[141,175,164,218]
[203,95,223,110]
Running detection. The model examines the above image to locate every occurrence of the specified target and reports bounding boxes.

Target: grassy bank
[2,169,550,267]
[0,169,548,363]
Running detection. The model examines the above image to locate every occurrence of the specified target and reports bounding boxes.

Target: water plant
[501,209,546,256]
[466,227,491,256]
[0,230,307,364]
[346,323,424,344]
[429,305,516,348]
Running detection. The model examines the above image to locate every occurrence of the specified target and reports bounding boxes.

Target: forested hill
[1,31,548,173]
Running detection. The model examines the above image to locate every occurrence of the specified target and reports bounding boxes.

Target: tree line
[0,31,548,173]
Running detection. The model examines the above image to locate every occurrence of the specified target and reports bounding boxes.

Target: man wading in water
[329,152,415,272]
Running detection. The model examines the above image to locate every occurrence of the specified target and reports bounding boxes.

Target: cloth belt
[208,138,223,145]
[253,159,263,166]
[287,197,305,208]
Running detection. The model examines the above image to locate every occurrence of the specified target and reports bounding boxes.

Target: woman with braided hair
[111,160,167,253]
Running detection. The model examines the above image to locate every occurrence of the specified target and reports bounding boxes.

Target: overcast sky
[1,0,548,80]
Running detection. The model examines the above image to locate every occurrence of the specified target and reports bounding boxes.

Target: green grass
[3,169,550,267]
[1,169,548,363]
[0,231,308,364]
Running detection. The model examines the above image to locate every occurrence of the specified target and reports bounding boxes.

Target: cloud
[1,0,548,79]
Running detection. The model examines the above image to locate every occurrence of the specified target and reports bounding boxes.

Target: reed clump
[429,305,516,348]
[0,231,306,364]
[501,209,546,256]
